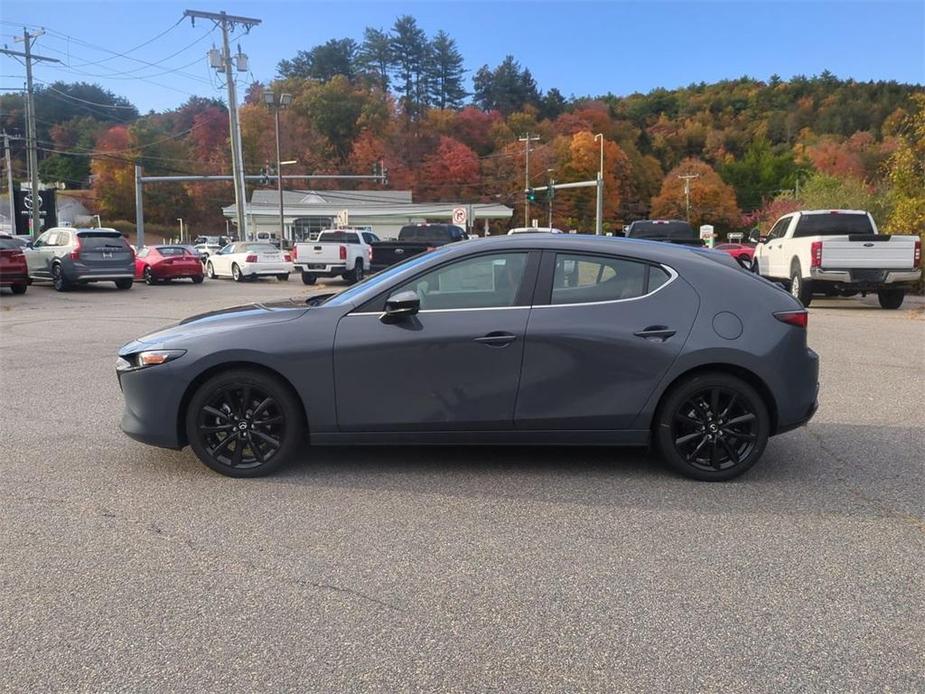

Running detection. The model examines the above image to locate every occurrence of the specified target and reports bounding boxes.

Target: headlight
[116,349,186,371]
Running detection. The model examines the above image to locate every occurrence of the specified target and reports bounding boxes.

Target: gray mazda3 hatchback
[117,235,818,481]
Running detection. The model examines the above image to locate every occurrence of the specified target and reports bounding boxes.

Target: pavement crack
[294,578,405,612]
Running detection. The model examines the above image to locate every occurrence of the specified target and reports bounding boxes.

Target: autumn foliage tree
[650,158,741,230]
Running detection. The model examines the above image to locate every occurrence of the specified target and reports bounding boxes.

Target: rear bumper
[241,262,294,276]
[0,272,29,286]
[154,266,204,279]
[811,268,921,286]
[295,263,347,277]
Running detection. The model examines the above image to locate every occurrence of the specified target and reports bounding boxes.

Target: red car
[714,242,756,270]
[135,245,204,285]
[0,235,29,294]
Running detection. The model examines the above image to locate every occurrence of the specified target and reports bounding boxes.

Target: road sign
[452,207,467,226]
[23,192,43,211]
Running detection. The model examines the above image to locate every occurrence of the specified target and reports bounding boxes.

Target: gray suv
[27,227,135,291]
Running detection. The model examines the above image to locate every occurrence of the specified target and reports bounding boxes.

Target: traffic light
[526,188,537,202]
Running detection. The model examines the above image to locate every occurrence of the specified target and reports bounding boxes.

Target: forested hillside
[2,14,922,236]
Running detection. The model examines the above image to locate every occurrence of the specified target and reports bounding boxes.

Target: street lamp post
[264,91,293,242]
[593,133,604,235]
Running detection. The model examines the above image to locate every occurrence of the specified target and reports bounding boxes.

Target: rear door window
[548,254,658,304]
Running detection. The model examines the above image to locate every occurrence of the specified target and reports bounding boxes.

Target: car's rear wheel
[115,278,133,290]
[276,273,289,281]
[52,264,70,292]
[301,272,316,285]
[877,288,905,310]
[185,369,304,478]
[232,263,244,282]
[790,268,812,307]
[206,261,216,279]
[191,274,204,284]
[655,372,770,481]
[10,283,27,295]
[143,267,156,285]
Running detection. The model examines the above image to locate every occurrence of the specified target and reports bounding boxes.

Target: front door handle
[474,331,518,347]
[634,326,676,341]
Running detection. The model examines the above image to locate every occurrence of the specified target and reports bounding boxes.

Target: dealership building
[222,189,514,240]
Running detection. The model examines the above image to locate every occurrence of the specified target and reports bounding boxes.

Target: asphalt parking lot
[1,276,923,692]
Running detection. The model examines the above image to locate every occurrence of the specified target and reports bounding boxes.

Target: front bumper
[118,360,186,449]
[810,268,921,286]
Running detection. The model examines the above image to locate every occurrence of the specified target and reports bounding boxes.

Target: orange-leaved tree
[650,158,741,230]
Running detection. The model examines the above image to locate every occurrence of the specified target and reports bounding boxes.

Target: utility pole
[3,132,16,234]
[678,173,700,222]
[518,133,540,226]
[184,10,261,240]
[594,133,605,235]
[1,30,61,238]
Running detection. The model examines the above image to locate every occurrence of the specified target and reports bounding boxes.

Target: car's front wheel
[143,267,156,285]
[655,372,770,481]
[206,262,216,279]
[185,369,304,478]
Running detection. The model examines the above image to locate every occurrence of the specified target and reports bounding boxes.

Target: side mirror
[748,229,765,244]
[381,290,420,321]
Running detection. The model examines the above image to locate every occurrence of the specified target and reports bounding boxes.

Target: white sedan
[205,242,293,282]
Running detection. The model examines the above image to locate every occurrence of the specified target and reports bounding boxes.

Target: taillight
[284,253,291,262]
[339,245,346,260]
[245,254,257,262]
[426,246,435,252]
[367,245,372,263]
[774,310,808,328]
[70,238,81,261]
[292,245,298,259]
[914,239,921,269]
[810,241,822,268]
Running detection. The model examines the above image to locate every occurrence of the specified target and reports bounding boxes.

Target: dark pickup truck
[370,223,467,272]
[624,220,705,246]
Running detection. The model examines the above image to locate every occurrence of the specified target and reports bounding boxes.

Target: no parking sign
[452,207,467,226]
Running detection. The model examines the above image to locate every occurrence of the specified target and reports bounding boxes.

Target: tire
[790,266,813,307]
[185,368,304,478]
[143,266,156,285]
[655,372,770,482]
[52,264,70,292]
[191,274,204,284]
[232,263,244,282]
[206,261,216,279]
[877,288,905,310]
[345,262,364,285]
[276,273,290,281]
[301,272,316,285]
[115,278,133,290]
[10,283,27,295]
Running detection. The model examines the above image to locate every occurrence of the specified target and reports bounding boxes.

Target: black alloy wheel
[656,373,769,481]
[186,369,303,477]
[144,267,156,285]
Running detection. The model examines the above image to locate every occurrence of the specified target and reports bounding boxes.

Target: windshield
[628,221,694,239]
[318,231,360,243]
[322,246,455,307]
[794,213,874,237]
[158,246,192,256]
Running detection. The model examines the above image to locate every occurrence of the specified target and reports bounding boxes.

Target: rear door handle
[634,326,676,341]
[474,331,518,347]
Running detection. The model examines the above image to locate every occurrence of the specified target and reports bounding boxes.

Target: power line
[62,18,185,68]
[38,82,137,110]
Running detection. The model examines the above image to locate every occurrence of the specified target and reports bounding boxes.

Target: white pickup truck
[751,210,921,309]
[292,228,380,285]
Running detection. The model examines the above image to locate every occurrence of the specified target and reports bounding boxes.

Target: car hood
[119,299,310,353]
